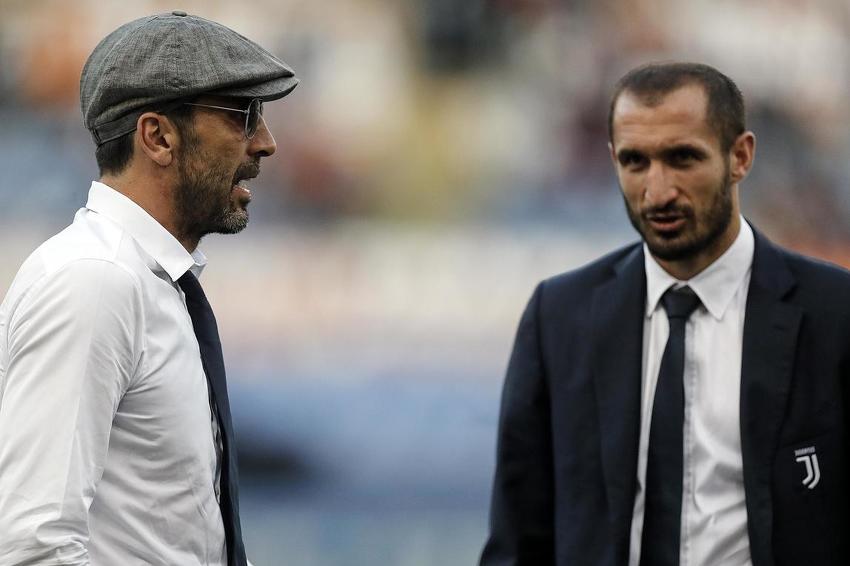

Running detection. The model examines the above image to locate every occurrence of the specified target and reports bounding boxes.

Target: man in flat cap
[0,12,297,566]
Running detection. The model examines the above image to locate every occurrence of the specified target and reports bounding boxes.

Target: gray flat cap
[81,11,299,145]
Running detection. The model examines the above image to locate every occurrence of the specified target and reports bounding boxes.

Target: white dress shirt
[0,182,227,565]
[629,219,755,566]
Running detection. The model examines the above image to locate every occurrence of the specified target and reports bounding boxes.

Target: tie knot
[661,286,701,320]
[178,271,202,296]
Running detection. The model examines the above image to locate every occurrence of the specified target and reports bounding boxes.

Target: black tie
[640,286,701,566]
[179,272,247,566]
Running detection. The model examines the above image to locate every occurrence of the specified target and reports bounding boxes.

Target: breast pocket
[772,431,847,565]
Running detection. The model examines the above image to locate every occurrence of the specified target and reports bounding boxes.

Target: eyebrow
[659,143,708,160]
[616,148,645,164]
[616,143,708,164]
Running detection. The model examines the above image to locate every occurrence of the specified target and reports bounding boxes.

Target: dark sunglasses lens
[246,99,262,138]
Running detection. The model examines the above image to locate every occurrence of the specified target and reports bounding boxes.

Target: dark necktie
[179,272,247,566]
[640,286,701,566]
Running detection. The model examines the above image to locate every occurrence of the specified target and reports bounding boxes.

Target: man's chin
[643,232,701,262]
[213,211,249,235]
[650,233,728,264]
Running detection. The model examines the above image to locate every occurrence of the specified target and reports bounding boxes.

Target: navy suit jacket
[481,229,850,566]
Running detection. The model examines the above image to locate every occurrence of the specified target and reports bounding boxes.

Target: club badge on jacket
[794,446,821,489]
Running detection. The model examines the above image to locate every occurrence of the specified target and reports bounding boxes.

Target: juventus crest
[794,446,821,490]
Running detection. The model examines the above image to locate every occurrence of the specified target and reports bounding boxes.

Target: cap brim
[211,76,300,102]
[89,76,300,145]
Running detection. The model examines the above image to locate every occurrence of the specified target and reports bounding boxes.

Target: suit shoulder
[779,246,850,288]
[776,248,850,319]
[540,241,642,297]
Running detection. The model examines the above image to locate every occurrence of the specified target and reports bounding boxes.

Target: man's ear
[608,141,618,167]
[136,112,179,167]
[728,131,756,184]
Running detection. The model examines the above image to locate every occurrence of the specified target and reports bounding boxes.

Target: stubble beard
[623,163,734,262]
[175,132,257,242]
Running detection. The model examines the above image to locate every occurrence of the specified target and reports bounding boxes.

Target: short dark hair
[95,104,196,176]
[607,62,746,152]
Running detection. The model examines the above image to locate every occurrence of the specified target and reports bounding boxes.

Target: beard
[623,163,734,262]
[174,130,259,242]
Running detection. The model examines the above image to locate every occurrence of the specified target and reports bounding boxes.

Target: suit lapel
[740,230,802,566]
[591,245,646,540]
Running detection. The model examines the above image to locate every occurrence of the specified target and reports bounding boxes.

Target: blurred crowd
[1,0,849,263]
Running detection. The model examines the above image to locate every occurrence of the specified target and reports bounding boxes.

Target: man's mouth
[231,167,259,204]
[644,209,689,234]
[231,177,254,204]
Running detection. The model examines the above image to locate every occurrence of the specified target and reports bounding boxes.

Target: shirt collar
[85,181,207,281]
[644,217,754,320]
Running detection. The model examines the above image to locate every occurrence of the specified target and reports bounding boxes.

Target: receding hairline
[607,62,747,152]
[610,81,711,135]
[618,77,707,106]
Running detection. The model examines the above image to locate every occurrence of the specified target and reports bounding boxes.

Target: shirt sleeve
[0,259,144,565]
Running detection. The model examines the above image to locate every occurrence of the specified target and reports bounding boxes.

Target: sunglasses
[183,98,264,139]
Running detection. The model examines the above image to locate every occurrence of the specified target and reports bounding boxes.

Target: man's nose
[249,115,276,157]
[643,161,677,208]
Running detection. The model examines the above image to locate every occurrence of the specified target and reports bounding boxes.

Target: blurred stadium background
[1,0,849,564]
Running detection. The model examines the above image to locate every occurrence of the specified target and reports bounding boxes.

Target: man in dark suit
[480,62,850,566]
